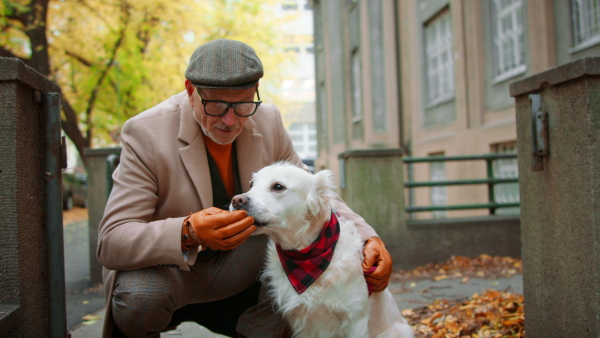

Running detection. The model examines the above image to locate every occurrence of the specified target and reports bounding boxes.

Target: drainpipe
[393,0,407,154]
[393,0,415,218]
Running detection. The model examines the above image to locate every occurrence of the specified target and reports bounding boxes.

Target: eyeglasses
[196,87,262,117]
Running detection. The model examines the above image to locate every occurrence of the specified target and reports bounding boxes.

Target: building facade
[273,0,318,161]
[312,0,600,219]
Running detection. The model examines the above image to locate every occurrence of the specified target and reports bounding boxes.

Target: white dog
[230,162,414,338]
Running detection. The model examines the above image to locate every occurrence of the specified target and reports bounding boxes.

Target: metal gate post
[43,92,68,338]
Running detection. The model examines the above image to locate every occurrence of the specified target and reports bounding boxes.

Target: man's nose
[220,108,238,126]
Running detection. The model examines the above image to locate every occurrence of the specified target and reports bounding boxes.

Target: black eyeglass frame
[195,87,262,117]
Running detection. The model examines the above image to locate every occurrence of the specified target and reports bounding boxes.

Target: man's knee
[112,268,181,336]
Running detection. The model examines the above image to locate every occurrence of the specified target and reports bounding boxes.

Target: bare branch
[64,50,92,67]
[84,1,131,141]
[61,97,89,164]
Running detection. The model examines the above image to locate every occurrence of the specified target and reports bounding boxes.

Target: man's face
[186,80,256,145]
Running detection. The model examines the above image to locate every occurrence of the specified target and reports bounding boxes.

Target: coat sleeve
[97,118,193,271]
[270,106,378,243]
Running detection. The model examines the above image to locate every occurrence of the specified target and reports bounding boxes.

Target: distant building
[311,0,600,218]
[274,0,317,160]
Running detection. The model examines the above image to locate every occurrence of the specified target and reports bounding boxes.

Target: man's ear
[185,80,195,106]
[306,170,336,219]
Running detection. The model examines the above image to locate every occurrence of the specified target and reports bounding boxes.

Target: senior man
[97,39,392,338]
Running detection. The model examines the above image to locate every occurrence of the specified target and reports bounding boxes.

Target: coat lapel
[178,94,213,208]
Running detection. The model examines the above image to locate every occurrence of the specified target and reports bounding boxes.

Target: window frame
[569,0,600,53]
[429,153,448,219]
[423,9,455,108]
[490,0,527,84]
[350,48,363,124]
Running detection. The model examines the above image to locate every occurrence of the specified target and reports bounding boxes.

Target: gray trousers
[111,235,288,337]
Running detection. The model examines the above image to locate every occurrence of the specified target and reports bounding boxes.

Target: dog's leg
[368,290,414,338]
[346,316,369,338]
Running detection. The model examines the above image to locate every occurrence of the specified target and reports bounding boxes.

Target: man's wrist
[181,215,198,250]
[364,236,380,245]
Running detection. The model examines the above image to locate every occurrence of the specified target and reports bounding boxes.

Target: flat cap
[185,39,264,89]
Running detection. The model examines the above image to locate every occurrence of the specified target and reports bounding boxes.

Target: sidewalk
[63,220,105,333]
[64,219,523,337]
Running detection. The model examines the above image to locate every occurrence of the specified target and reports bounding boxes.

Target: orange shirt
[203,134,235,199]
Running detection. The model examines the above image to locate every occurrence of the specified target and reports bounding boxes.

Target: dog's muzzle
[231,194,269,227]
[231,194,249,211]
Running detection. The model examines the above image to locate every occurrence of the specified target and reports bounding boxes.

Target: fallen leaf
[392,254,523,283]
[434,275,448,281]
[403,290,525,338]
[82,314,101,321]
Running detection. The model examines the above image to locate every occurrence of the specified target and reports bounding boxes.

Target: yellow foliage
[3,0,298,150]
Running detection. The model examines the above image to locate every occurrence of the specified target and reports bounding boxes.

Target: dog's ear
[306,170,336,220]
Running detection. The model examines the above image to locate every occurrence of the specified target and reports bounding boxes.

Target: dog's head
[230,162,337,249]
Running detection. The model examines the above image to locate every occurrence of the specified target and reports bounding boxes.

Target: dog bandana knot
[364,266,377,296]
[276,212,341,294]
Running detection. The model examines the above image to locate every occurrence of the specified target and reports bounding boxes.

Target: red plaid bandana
[364,266,377,296]
[276,212,341,294]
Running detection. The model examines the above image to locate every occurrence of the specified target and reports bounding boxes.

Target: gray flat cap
[185,39,264,89]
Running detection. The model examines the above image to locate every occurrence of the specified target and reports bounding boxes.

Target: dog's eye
[272,183,286,191]
[249,180,253,188]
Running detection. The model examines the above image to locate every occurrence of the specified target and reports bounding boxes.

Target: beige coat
[97,91,377,337]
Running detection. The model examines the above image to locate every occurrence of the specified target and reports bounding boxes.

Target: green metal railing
[404,153,519,215]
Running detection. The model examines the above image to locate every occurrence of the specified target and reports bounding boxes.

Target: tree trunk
[19,0,90,165]
[23,0,51,76]
[62,100,90,166]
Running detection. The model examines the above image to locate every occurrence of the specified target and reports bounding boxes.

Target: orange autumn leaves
[402,290,525,338]
[394,255,525,338]
[392,254,523,283]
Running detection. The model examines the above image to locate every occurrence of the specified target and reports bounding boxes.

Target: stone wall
[0,58,64,336]
[84,147,121,284]
[510,57,600,337]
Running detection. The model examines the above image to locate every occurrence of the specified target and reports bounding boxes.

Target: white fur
[231,162,414,338]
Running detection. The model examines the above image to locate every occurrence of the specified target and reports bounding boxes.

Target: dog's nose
[231,194,249,210]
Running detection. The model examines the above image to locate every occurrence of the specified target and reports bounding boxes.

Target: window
[491,0,526,82]
[571,0,600,49]
[424,9,454,106]
[288,123,317,159]
[282,0,310,12]
[282,0,298,11]
[492,142,520,215]
[351,48,362,123]
[430,153,447,219]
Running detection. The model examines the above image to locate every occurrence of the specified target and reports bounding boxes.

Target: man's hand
[362,237,393,293]
[184,207,255,251]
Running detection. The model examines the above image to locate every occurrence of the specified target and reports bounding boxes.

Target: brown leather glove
[362,237,393,293]
[182,207,255,251]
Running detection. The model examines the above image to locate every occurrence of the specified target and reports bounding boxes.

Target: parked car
[62,172,87,210]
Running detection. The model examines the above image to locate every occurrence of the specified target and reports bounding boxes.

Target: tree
[1,0,292,166]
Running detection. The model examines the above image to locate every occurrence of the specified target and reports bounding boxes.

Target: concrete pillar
[338,149,405,260]
[510,57,600,337]
[84,147,121,285]
[0,58,63,336]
